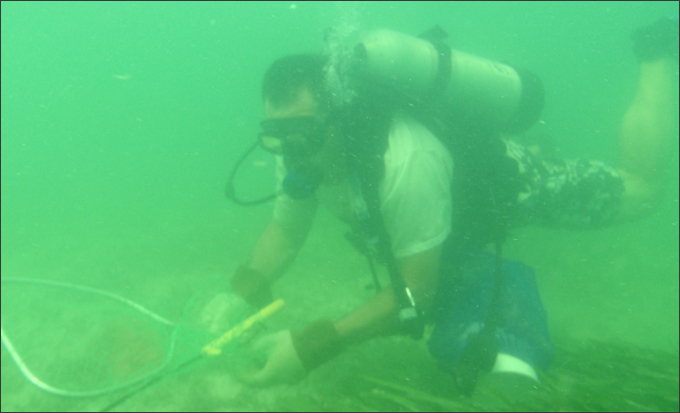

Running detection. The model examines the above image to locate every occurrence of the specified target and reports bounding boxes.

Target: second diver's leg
[618,16,678,219]
[617,58,676,219]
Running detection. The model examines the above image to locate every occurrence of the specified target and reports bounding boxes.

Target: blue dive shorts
[428,249,553,374]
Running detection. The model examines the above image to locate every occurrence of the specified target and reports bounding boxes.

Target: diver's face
[263,87,344,184]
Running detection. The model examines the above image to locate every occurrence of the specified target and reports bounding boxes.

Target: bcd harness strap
[347,170,424,340]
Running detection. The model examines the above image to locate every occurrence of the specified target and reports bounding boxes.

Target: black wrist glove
[230,265,274,309]
[290,318,344,371]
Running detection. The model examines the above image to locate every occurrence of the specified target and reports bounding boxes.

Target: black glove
[631,15,679,62]
[231,265,274,309]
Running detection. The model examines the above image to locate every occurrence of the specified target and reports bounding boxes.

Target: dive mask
[225,116,330,206]
[259,116,328,158]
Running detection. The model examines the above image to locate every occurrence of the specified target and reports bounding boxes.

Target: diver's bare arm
[618,58,676,219]
[247,217,311,283]
[334,245,441,345]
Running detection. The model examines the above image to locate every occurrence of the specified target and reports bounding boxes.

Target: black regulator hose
[225,140,279,206]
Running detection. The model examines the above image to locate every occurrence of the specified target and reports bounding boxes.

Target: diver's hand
[237,330,307,387]
[200,292,253,335]
[237,318,344,387]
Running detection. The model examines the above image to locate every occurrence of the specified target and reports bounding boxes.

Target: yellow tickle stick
[202,298,285,356]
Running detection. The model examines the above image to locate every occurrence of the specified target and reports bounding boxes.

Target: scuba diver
[202,16,678,395]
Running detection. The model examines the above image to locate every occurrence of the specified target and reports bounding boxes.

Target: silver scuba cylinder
[352,29,543,133]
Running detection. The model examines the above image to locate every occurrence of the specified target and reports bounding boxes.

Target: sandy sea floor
[1,208,678,412]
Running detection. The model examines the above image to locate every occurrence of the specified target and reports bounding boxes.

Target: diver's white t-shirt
[274,115,454,259]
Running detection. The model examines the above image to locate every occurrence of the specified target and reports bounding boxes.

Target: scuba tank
[351,29,544,134]
[343,27,541,248]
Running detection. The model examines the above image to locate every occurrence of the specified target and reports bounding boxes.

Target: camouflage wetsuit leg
[504,139,626,229]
